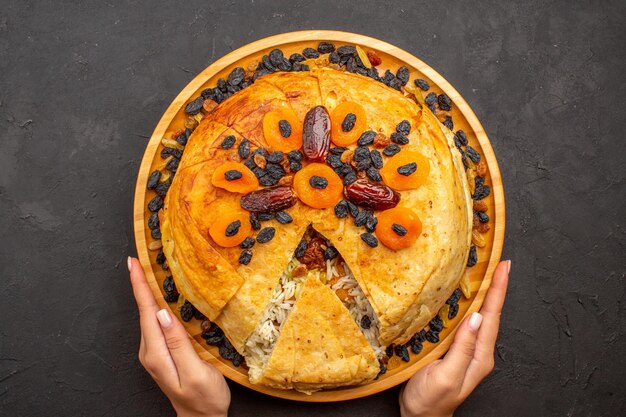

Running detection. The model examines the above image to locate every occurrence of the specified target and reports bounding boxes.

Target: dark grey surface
[1,0,624,416]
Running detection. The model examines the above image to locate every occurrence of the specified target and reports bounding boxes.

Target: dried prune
[397,162,417,176]
[184,97,204,115]
[309,175,328,189]
[239,249,253,265]
[295,239,307,258]
[224,170,242,181]
[289,53,305,63]
[334,200,349,218]
[275,211,293,224]
[414,78,430,91]
[365,215,378,232]
[357,130,376,146]
[240,237,255,249]
[228,67,245,86]
[324,246,339,260]
[361,315,372,329]
[437,93,452,111]
[225,220,241,237]
[345,180,400,210]
[163,276,179,303]
[337,45,356,56]
[256,227,275,243]
[302,106,331,162]
[238,138,250,159]
[317,41,335,53]
[383,144,401,157]
[220,135,236,149]
[148,196,163,212]
[390,132,409,145]
[302,47,319,58]
[147,170,161,189]
[366,167,382,182]
[148,212,160,230]
[370,149,383,169]
[392,223,408,236]
[278,119,292,138]
[396,120,411,135]
[467,245,477,267]
[180,301,194,322]
[241,186,296,212]
[396,66,410,86]
[360,232,378,247]
[151,228,161,240]
[466,146,481,163]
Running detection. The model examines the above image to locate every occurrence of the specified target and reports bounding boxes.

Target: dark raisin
[286,151,302,163]
[156,249,166,265]
[370,150,383,169]
[202,323,225,345]
[448,303,460,320]
[148,195,163,212]
[239,249,253,265]
[414,78,430,91]
[302,47,319,58]
[475,176,485,188]
[396,66,409,86]
[354,146,371,161]
[396,120,411,135]
[225,220,241,237]
[447,288,463,305]
[365,215,378,232]
[455,130,468,146]
[220,135,236,149]
[269,49,284,66]
[295,239,307,258]
[334,200,349,218]
[240,237,255,249]
[326,52,338,64]
[184,97,204,115]
[249,212,261,231]
[240,80,252,89]
[343,172,357,185]
[253,68,269,80]
[163,276,179,303]
[161,260,169,271]
[361,315,372,329]
[390,132,409,145]
[238,138,250,159]
[346,200,359,217]
[290,161,302,172]
[300,64,310,71]
[395,344,410,362]
[275,211,293,224]
[266,152,283,164]
[356,158,372,171]
[317,41,335,53]
[341,113,356,132]
[335,163,353,177]
[466,146,481,163]
[228,67,245,86]
[425,330,440,343]
[256,227,275,243]
[354,209,370,227]
[289,53,305,63]
[213,88,225,103]
[261,55,276,72]
[329,146,347,156]
[309,175,328,189]
[467,246,477,267]
[224,170,242,181]
[279,59,293,71]
[278,119,292,138]
[337,45,356,56]
[361,233,378,247]
[477,211,489,223]
[147,170,161,189]
[437,93,452,111]
[201,88,215,100]
[397,162,417,176]
[473,185,491,200]
[193,307,205,321]
[217,78,228,92]
[176,132,188,146]
[424,92,437,106]
[148,212,160,230]
[429,316,444,332]
[383,144,401,157]
[443,116,454,130]
[151,228,161,239]
[324,246,339,260]
[180,301,194,322]
[366,167,382,182]
[392,223,408,236]
[166,157,180,173]
[357,130,376,146]
[161,147,182,159]
[386,345,394,357]
[326,153,343,168]
[416,330,427,342]
[155,181,170,197]
[265,162,285,180]
[411,341,423,354]
[257,212,274,221]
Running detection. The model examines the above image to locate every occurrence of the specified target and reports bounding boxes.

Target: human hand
[128,257,230,417]
[399,260,510,417]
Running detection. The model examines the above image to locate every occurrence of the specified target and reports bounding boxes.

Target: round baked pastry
[161,66,472,392]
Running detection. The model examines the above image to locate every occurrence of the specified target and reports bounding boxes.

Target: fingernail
[156,309,172,328]
[468,312,483,332]
[127,256,133,272]
[506,260,511,273]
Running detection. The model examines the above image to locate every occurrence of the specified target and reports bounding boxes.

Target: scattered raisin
[390,132,409,145]
[395,344,410,362]
[317,41,335,53]
[148,196,163,212]
[257,212,274,221]
[414,78,430,91]
[448,303,460,319]
[163,276,179,303]
[467,246,477,267]
[224,170,242,181]
[180,301,194,322]
[424,92,437,106]
[360,232,378,247]
[295,239,307,258]
[225,220,241,237]
[411,341,423,354]
[155,181,170,197]
[249,212,261,231]
[184,97,204,115]
[477,211,489,223]
[365,215,378,232]
[220,135,236,149]
[361,315,372,329]
[383,144,401,157]
[466,146,481,163]
[425,330,440,343]
[341,113,356,132]
[275,211,293,224]
[443,116,454,130]
[366,167,382,182]
[392,223,408,236]
[238,138,250,159]
[473,184,490,200]
[147,170,161,189]
[290,161,302,172]
[366,50,382,66]
[456,130,468,146]
[240,237,255,249]
[239,249,253,265]
[278,119,292,138]
[302,47,319,58]
[148,212,160,230]
[309,175,328,189]
[228,67,245,86]
[357,130,376,146]
[256,227,275,243]
[396,120,411,135]
[437,93,452,111]
[289,53,305,63]
[397,162,417,176]
[324,246,339,260]
[334,200,349,218]
[396,66,409,86]
[151,228,161,240]
[337,45,356,56]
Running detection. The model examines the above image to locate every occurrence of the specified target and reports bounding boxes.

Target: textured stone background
[0,0,624,416]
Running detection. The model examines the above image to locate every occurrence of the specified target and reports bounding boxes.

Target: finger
[464,260,510,388]
[156,308,204,383]
[437,312,483,382]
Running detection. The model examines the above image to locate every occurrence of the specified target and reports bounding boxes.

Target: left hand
[128,256,231,417]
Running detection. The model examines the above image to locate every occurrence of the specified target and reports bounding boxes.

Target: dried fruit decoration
[240,186,297,212]
[344,179,400,210]
[208,209,252,247]
[375,207,422,250]
[293,163,343,208]
[380,150,430,190]
[262,106,303,152]
[302,106,331,162]
[211,161,259,193]
[330,102,367,146]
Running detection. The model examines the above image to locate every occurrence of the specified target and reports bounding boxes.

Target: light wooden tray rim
[133,30,505,402]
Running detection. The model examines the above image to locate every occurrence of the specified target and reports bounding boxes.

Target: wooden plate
[133,30,505,402]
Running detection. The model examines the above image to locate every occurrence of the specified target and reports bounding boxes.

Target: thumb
[438,312,483,381]
[156,309,204,380]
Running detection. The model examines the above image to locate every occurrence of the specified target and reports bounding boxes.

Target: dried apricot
[209,209,252,247]
[375,207,422,250]
[211,161,259,194]
[330,102,367,147]
[262,106,303,152]
[293,163,343,208]
[380,151,430,190]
